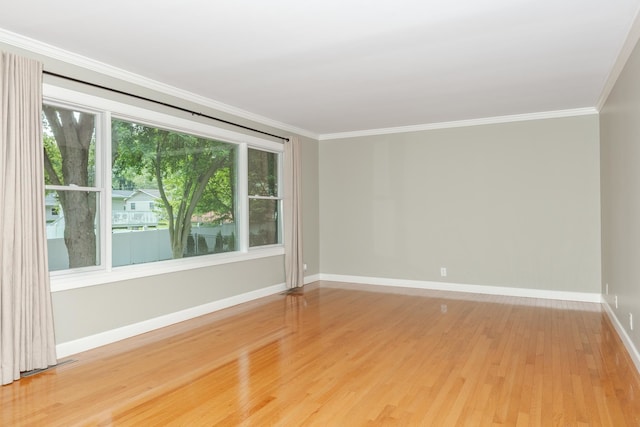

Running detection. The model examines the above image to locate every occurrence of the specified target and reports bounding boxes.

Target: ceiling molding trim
[596,6,640,111]
[319,107,599,141]
[0,28,319,140]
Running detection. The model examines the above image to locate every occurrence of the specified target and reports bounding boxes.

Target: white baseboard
[56,282,287,358]
[318,274,603,303]
[304,273,320,285]
[55,273,640,377]
[603,301,640,374]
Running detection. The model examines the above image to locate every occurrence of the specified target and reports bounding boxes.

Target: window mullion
[102,111,112,271]
[238,143,249,252]
[248,195,280,201]
[45,185,99,192]
[278,151,284,245]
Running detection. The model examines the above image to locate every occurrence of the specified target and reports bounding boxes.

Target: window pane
[111,119,237,266]
[248,149,278,197]
[43,104,100,272]
[42,105,96,187]
[46,190,100,271]
[249,199,280,247]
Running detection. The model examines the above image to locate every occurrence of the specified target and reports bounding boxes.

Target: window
[43,85,283,287]
[248,148,281,247]
[111,118,237,266]
[43,105,101,272]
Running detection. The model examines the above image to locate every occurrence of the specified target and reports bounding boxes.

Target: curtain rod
[42,70,289,142]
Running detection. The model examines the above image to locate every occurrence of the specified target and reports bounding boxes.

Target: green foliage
[247,148,279,246]
[215,231,224,252]
[248,148,278,196]
[196,165,234,224]
[225,232,236,252]
[111,121,157,188]
[111,119,235,258]
[42,134,61,186]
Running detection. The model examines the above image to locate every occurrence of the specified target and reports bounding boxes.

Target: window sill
[49,246,285,292]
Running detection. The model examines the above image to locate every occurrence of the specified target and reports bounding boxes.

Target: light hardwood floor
[2,281,640,426]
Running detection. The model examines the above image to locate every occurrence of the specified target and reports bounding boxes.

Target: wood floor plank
[2,281,640,426]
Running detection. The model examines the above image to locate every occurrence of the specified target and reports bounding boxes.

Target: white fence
[48,224,237,271]
[112,211,159,228]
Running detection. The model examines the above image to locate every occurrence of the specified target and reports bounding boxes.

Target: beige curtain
[0,52,57,385]
[283,136,304,289]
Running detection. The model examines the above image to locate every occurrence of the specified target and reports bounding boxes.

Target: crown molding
[319,107,599,141]
[0,27,606,143]
[596,6,640,110]
[0,28,319,140]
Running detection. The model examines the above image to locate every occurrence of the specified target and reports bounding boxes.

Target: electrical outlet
[615,295,618,309]
[630,313,634,331]
[606,283,609,295]
[440,267,447,277]
[303,264,307,271]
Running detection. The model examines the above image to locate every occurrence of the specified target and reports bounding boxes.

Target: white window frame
[43,100,107,276]
[44,84,284,292]
[247,146,284,248]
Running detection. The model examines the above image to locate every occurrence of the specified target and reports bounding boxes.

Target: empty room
[2,1,640,425]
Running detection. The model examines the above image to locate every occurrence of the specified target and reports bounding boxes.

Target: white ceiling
[1,0,640,137]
